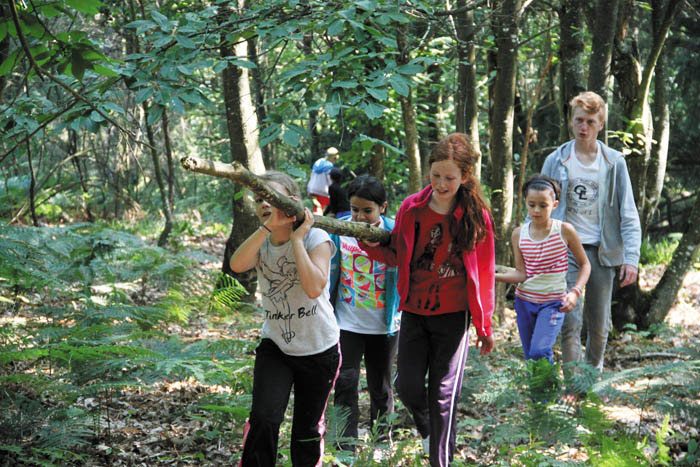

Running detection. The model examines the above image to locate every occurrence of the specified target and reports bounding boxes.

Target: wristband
[259,224,271,234]
[570,286,582,297]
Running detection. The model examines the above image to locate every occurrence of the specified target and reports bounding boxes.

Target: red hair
[429,133,491,252]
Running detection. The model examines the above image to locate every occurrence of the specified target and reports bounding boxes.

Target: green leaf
[93,64,118,77]
[176,34,196,49]
[0,21,8,43]
[365,86,388,101]
[331,80,359,89]
[282,128,300,147]
[0,48,20,76]
[147,105,164,125]
[388,74,410,96]
[396,63,423,75]
[362,102,385,120]
[71,51,92,81]
[170,96,184,114]
[125,20,157,35]
[328,19,345,36]
[151,10,169,28]
[135,87,154,104]
[229,60,256,69]
[102,102,125,115]
[66,0,102,15]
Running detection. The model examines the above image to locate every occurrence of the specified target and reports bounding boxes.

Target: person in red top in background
[361,133,495,467]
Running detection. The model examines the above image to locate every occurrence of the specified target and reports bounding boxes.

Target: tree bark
[642,0,672,237]
[180,155,391,243]
[142,103,173,247]
[586,0,621,101]
[558,0,586,139]
[396,22,422,194]
[489,0,521,317]
[455,1,482,181]
[368,120,385,181]
[219,0,266,296]
[641,191,700,328]
[248,36,274,169]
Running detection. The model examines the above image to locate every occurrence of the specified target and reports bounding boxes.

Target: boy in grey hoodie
[540,91,641,371]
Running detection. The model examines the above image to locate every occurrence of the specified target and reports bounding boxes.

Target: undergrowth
[0,223,698,465]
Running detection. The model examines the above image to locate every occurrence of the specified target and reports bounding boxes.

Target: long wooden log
[180,155,391,243]
[180,155,514,274]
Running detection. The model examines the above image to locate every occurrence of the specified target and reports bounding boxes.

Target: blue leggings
[514,297,565,362]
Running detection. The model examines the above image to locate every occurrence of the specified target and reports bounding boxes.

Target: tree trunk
[159,109,176,246]
[558,0,586,137]
[455,1,482,181]
[26,141,39,227]
[219,0,266,297]
[642,0,672,237]
[489,0,521,317]
[613,0,682,229]
[368,120,385,181]
[396,22,422,194]
[248,36,274,169]
[68,129,94,222]
[610,0,683,330]
[586,0,621,100]
[142,103,173,247]
[641,192,700,328]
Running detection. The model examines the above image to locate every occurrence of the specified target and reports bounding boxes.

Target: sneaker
[421,435,430,455]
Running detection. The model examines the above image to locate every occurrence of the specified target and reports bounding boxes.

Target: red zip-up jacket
[359,185,495,337]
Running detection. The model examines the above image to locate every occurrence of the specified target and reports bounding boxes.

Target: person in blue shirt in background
[329,175,401,454]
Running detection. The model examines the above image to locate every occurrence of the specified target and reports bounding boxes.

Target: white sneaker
[421,435,430,454]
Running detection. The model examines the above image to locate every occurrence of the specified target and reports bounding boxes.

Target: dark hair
[429,133,490,252]
[522,174,560,200]
[346,175,387,206]
[258,171,301,200]
[330,167,343,183]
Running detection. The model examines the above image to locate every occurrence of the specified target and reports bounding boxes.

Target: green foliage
[640,233,682,266]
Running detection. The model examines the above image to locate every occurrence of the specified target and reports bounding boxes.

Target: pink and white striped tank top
[515,219,568,303]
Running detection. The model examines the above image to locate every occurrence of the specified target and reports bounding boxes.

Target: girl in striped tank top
[496,175,590,363]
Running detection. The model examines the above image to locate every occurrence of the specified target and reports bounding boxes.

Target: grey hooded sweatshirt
[541,140,642,268]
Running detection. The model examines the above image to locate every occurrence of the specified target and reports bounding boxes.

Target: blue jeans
[561,245,615,370]
[514,297,565,362]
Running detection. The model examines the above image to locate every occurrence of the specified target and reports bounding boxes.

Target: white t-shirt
[565,147,602,245]
[334,218,392,335]
[257,227,339,356]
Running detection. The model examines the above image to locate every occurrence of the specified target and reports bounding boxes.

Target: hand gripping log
[180,155,391,244]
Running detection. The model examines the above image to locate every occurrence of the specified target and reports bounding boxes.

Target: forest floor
[4,230,699,466]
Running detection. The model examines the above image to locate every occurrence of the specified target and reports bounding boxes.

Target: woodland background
[0,0,699,465]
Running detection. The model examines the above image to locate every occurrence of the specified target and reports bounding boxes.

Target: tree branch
[180,155,391,243]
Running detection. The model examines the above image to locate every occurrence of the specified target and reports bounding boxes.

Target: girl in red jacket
[361,133,495,466]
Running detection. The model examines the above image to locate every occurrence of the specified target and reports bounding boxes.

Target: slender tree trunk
[248,37,274,168]
[302,32,321,167]
[219,0,266,296]
[142,103,173,247]
[159,109,176,246]
[368,120,385,181]
[68,129,94,222]
[26,141,39,227]
[396,22,421,194]
[489,0,521,317]
[455,1,482,181]
[642,0,672,237]
[558,0,586,137]
[587,0,621,100]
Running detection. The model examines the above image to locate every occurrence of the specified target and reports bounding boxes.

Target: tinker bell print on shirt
[260,256,298,344]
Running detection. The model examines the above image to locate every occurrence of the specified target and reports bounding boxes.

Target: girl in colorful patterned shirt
[496,174,590,363]
[328,175,400,454]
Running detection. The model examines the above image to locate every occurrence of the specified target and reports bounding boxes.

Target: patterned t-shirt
[257,227,339,356]
[403,206,468,316]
